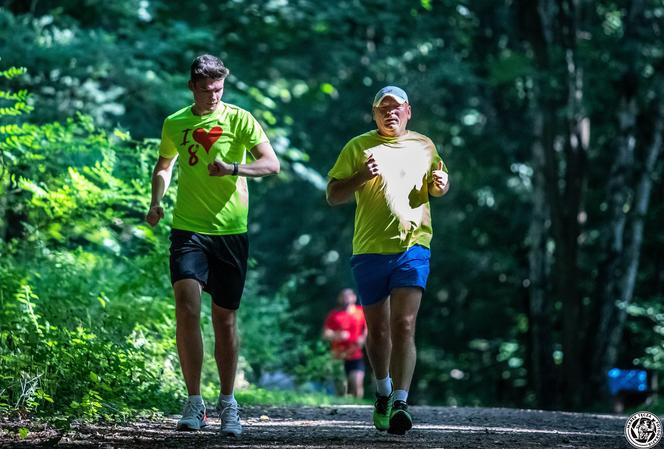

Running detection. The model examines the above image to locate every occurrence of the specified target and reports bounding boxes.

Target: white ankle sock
[375,377,392,397]
[220,394,235,404]
[188,395,203,404]
[393,389,408,402]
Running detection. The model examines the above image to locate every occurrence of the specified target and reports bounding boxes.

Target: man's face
[338,289,357,308]
[373,97,411,137]
[188,77,224,114]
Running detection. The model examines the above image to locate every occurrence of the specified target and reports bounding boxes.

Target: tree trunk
[551,0,588,409]
[527,107,556,409]
[604,100,664,374]
[588,93,637,402]
[586,0,651,405]
[519,0,568,408]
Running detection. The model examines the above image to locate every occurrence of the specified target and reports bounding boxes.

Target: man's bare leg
[212,303,243,436]
[363,297,391,382]
[389,287,422,394]
[384,286,422,434]
[211,303,239,396]
[348,369,365,398]
[363,296,392,430]
[174,279,204,395]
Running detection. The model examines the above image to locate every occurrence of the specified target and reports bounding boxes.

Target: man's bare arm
[207,141,280,177]
[322,327,349,342]
[146,156,177,227]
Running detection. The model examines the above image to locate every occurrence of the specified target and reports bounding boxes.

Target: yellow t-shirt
[328,130,446,255]
[160,102,268,235]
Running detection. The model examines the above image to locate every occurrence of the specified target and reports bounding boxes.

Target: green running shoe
[372,393,393,431]
[388,400,413,435]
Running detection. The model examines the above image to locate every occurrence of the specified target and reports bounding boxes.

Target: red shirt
[323,306,366,361]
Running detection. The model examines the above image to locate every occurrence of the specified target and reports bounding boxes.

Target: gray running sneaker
[176,399,207,431]
[218,399,243,436]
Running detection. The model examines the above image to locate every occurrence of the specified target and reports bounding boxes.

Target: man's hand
[359,152,380,182]
[327,153,379,205]
[145,205,164,227]
[432,160,449,191]
[208,160,233,177]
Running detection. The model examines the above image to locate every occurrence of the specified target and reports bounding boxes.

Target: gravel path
[1,404,634,448]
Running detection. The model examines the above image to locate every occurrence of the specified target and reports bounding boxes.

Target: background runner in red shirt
[322,288,367,398]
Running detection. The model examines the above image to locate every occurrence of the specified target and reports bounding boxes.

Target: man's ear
[187,80,194,92]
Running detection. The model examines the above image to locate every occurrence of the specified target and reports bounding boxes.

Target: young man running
[146,54,279,436]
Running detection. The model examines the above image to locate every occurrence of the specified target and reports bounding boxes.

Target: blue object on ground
[607,368,648,396]
[258,371,295,391]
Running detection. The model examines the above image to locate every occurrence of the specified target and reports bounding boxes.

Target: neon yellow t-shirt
[159,103,268,235]
[328,130,447,255]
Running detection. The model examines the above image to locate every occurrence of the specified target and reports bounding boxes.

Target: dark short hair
[190,54,229,83]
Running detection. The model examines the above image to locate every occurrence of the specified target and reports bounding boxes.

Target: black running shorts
[344,358,365,375]
[169,229,249,310]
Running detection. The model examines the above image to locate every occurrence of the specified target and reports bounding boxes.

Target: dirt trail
[1,404,632,448]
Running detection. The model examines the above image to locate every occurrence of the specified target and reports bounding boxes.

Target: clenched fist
[432,160,448,190]
[145,205,164,227]
[359,152,380,182]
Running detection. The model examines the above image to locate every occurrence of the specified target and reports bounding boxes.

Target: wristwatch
[232,162,239,176]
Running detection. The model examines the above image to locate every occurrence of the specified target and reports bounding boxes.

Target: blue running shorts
[350,244,431,306]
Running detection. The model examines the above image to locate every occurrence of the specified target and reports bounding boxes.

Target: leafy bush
[0,258,182,422]
[0,65,183,422]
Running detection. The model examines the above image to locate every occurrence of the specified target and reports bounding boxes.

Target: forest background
[0,0,662,423]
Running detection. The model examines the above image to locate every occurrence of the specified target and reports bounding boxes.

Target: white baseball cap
[372,86,409,107]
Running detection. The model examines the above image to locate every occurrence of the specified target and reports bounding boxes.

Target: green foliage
[628,298,664,372]
[237,278,302,380]
[236,277,340,385]
[0,264,181,422]
[235,385,365,407]
[0,66,181,423]
[0,133,175,424]
[290,340,344,386]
